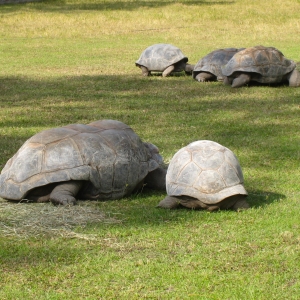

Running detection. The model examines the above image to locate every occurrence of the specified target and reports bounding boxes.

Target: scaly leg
[50,180,83,205]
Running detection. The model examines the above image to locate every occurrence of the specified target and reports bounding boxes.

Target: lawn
[0,0,300,299]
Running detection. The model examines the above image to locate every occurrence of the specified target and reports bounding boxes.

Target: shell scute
[9,144,44,183]
[192,148,224,170]
[175,161,200,186]
[43,138,83,172]
[218,162,241,187]
[196,169,226,194]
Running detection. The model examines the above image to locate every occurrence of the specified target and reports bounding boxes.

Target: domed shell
[135,43,188,72]
[0,120,162,201]
[222,45,296,83]
[166,140,247,204]
[193,48,245,81]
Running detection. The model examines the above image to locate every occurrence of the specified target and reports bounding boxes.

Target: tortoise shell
[0,120,162,201]
[135,43,188,72]
[222,45,296,83]
[166,140,247,204]
[193,48,245,81]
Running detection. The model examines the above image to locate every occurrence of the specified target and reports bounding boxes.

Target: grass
[0,0,300,298]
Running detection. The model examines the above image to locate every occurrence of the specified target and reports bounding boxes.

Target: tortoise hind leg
[26,183,57,203]
[50,180,83,205]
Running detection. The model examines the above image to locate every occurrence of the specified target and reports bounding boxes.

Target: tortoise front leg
[287,69,300,87]
[50,180,83,205]
[162,65,175,77]
[140,66,150,76]
[231,73,251,88]
[195,72,215,82]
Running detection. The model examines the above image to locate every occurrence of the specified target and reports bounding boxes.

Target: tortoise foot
[156,196,181,209]
[49,181,83,206]
[232,198,250,211]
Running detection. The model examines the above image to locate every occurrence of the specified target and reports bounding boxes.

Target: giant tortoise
[135,43,194,77]
[193,48,245,82]
[157,140,249,211]
[222,45,300,87]
[0,120,166,205]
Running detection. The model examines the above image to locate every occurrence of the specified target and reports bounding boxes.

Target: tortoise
[157,140,249,211]
[222,45,300,87]
[193,48,245,82]
[0,120,167,205]
[135,43,194,77]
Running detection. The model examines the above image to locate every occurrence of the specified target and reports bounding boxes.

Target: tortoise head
[143,142,164,171]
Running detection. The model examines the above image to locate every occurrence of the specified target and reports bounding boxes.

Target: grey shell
[135,43,188,72]
[222,45,296,83]
[166,140,247,204]
[0,120,162,201]
[193,48,245,81]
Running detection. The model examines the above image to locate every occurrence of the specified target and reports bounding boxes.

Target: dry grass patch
[0,198,121,239]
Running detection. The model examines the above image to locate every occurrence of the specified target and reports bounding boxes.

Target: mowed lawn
[0,0,300,299]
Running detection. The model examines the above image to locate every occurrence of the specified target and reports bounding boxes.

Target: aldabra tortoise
[157,140,249,211]
[222,45,300,87]
[0,120,166,205]
[193,48,245,82]
[135,43,194,77]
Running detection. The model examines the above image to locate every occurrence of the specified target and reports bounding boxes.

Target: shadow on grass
[0,0,235,13]
[246,189,286,208]
[116,186,285,212]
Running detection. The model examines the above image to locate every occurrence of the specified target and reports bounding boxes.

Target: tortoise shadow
[243,189,285,208]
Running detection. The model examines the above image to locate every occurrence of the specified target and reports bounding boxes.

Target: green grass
[0,0,300,299]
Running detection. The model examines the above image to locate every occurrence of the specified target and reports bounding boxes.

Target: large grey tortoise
[135,43,194,77]
[193,48,245,82]
[222,45,300,87]
[0,120,166,205]
[157,140,249,211]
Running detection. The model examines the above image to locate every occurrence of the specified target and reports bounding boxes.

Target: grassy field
[0,0,300,299]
